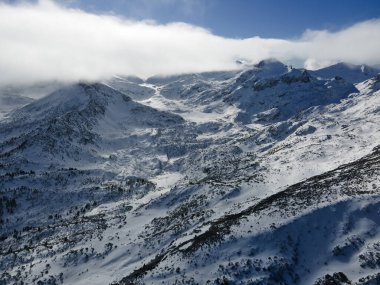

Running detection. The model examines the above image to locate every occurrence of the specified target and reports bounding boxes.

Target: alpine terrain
[1,59,380,285]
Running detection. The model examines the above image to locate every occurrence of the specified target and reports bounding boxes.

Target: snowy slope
[106,76,155,101]
[0,93,33,120]
[0,82,64,119]
[116,146,380,285]
[1,60,380,285]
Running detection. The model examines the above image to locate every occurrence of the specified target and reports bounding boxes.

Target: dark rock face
[315,272,351,285]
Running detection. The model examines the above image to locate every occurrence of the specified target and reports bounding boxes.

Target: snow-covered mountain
[1,60,380,285]
[311,62,380,84]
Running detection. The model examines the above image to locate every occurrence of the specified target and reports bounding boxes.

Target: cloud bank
[0,0,380,85]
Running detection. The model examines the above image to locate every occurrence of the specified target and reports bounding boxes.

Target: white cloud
[0,0,379,86]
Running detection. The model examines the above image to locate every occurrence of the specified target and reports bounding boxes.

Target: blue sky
[2,0,380,38]
[50,0,380,38]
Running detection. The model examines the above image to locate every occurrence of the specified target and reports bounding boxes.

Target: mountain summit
[311,62,380,83]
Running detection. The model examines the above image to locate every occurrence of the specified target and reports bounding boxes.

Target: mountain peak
[9,82,129,122]
[254,58,286,68]
[254,58,288,74]
[311,62,380,83]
